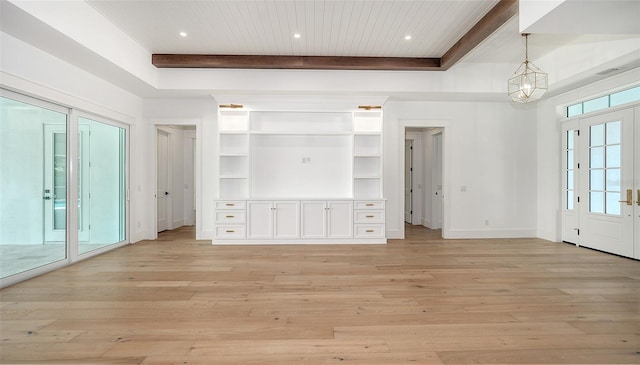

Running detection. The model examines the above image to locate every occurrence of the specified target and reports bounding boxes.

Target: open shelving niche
[218,111,250,199]
[217,109,383,201]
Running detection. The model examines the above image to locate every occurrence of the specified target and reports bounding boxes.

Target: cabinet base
[212,238,387,245]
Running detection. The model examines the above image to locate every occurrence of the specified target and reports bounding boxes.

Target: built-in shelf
[219,110,249,132]
[251,111,352,133]
[217,109,383,202]
[353,111,382,133]
[215,108,385,244]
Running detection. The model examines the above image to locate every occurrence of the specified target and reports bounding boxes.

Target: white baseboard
[171,219,185,230]
[199,230,215,241]
[131,230,154,243]
[444,228,537,239]
[385,228,403,239]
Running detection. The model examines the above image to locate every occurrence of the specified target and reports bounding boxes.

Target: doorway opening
[401,124,447,239]
[155,125,197,238]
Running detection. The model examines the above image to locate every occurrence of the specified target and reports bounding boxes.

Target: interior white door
[579,108,635,258]
[432,133,443,229]
[404,139,413,224]
[157,130,169,232]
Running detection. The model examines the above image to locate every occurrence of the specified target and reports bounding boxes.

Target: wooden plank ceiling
[88,0,517,71]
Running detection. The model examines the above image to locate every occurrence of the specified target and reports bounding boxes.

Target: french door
[562,106,640,259]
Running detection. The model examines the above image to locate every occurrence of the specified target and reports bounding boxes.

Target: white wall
[536,68,640,242]
[384,100,538,239]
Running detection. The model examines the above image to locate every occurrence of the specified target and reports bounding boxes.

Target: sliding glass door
[0,94,68,278]
[0,90,129,285]
[77,116,127,255]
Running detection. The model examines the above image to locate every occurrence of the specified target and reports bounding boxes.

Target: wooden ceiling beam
[440,0,519,70]
[151,54,441,71]
[152,0,517,71]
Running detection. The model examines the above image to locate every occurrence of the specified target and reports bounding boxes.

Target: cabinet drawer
[354,210,384,223]
[216,201,246,210]
[354,224,385,238]
[215,225,246,239]
[354,201,384,210]
[215,210,246,223]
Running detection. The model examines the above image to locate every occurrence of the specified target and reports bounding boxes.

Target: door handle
[618,189,632,205]
[637,189,640,206]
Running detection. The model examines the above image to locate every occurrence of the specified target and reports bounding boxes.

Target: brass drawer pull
[366,203,374,206]
[226,203,235,206]
[226,230,235,233]
[366,215,375,218]
[366,229,374,233]
[226,215,235,218]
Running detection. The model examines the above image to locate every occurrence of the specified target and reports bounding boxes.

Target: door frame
[152,120,201,239]
[431,130,444,230]
[561,103,639,259]
[399,120,451,239]
[156,128,172,234]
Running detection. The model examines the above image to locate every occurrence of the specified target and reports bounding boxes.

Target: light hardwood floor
[1,225,639,364]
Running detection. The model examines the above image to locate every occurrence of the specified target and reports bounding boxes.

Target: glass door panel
[0,95,68,279]
[77,116,126,255]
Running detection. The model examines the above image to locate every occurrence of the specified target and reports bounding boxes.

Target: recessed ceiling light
[179,31,188,37]
[294,33,301,39]
[404,35,412,40]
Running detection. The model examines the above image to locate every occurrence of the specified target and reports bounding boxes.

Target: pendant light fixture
[508,33,548,103]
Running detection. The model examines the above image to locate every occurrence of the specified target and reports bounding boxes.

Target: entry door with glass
[578,108,636,258]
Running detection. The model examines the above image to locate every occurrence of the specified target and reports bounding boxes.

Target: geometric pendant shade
[508,34,548,103]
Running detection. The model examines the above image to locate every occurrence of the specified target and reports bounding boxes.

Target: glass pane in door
[53,133,67,230]
[565,130,575,210]
[78,117,126,254]
[0,96,68,279]
[588,121,622,216]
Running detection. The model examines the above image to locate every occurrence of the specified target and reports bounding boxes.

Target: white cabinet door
[274,201,300,239]
[247,201,273,239]
[327,201,353,238]
[301,201,327,238]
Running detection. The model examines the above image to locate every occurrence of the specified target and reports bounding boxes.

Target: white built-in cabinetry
[215,108,385,244]
[301,201,353,239]
[248,201,300,239]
